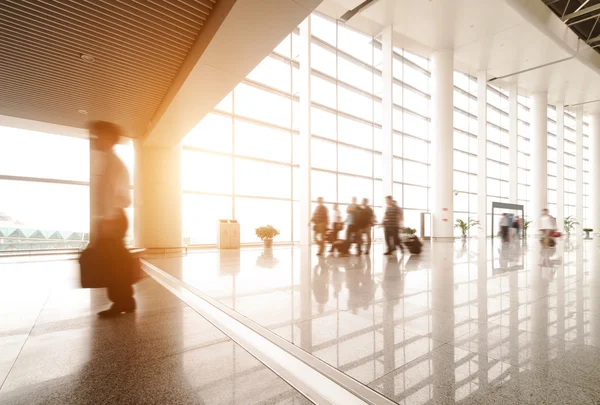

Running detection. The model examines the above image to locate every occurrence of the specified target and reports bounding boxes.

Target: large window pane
[403,185,428,210]
[0,180,89,236]
[183,194,232,245]
[183,151,232,194]
[403,112,428,139]
[235,83,291,127]
[311,42,336,77]
[338,115,372,149]
[0,127,89,182]
[404,160,428,186]
[337,86,373,122]
[337,24,373,65]
[404,136,428,163]
[338,55,373,93]
[338,174,372,203]
[235,158,291,199]
[234,119,291,163]
[235,198,292,243]
[311,75,336,109]
[312,138,337,171]
[183,113,233,153]
[311,106,337,140]
[246,55,291,92]
[312,170,336,202]
[338,145,372,176]
[311,14,336,46]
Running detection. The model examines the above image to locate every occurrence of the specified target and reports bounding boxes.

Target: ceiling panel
[0,0,218,137]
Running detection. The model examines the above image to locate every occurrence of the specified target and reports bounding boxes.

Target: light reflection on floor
[149,237,600,404]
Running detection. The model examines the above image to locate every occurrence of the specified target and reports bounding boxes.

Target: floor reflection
[148,237,600,403]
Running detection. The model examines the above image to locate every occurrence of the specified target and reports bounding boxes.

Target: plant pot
[263,239,273,249]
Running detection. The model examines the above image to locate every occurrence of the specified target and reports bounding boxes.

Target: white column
[477,71,487,237]
[592,115,600,232]
[431,49,454,238]
[90,142,102,243]
[576,108,584,235]
[556,103,565,232]
[299,16,312,246]
[381,25,393,198]
[509,83,518,204]
[134,141,182,248]
[530,92,548,232]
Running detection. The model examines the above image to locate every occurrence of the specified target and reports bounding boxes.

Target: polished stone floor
[2,238,600,404]
[0,257,310,404]
[147,238,600,404]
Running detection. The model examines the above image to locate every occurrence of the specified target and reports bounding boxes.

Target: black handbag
[80,243,144,288]
[79,246,109,288]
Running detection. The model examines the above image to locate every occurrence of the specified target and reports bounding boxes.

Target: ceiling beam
[562,3,600,22]
[588,33,600,44]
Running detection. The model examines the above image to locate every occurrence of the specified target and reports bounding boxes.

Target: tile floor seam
[365,342,457,386]
[0,289,52,393]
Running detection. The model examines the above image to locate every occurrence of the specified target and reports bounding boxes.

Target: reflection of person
[312,257,330,314]
[311,197,328,256]
[90,121,135,317]
[382,256,403,304]
[539,208,554,247]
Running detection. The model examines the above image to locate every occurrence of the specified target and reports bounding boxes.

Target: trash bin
[218,219,240,249]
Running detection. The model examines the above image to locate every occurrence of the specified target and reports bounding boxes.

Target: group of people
[499,209,559,248]
[311,195,405,256]
[498,213,523,242]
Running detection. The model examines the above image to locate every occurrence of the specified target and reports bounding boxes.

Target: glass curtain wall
[182,30,299,245]
[584,118,591,225]
[0,126,135,250]
[182,13,435,245]
[453,72,478,236]
[309,14,384,239]
[517,94,531,219]
[563,111,577,220]
[391,45,432,231]
[486,85,510,235]
[546,105,557,216]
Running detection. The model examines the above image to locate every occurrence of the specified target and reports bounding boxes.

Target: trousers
[385,227,400,252]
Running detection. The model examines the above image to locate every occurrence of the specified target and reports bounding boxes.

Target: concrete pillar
[477,71,487,237]
[89,141,102,243]
[530,92,548,232]
[509,83,518,204]
[299,16,312,246]
[431,49,454,238]
[576,108,584,236]
[556,103,565,232]
[381,25,393,198]
[591,115,600,232]
[134,141,182,248]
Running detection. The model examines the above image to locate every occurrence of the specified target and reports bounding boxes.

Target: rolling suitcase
[403,235,422,254]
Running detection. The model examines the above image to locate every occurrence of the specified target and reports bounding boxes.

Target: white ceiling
[318,0,600,113]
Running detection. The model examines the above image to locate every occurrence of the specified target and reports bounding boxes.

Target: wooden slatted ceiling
[0,0,217,137]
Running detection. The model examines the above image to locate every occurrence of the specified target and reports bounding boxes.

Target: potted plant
[584,228,593,239]
[454,218,480,239]
[255,225,279,248]
[399,227,416,235]
[564,216,579,238]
